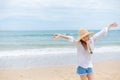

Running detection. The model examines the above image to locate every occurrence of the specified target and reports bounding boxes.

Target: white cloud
[0,0,120,30]
[2,0,120,10]
[1,0,119,16]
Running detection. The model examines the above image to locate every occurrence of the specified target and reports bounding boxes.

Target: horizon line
[0,29,119,31]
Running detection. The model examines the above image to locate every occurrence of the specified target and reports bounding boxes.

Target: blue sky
[0,0,120,31]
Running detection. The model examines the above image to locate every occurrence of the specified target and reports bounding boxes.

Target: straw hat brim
[77,32,94,41]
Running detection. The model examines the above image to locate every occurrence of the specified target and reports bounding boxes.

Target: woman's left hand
[107,22,118,29]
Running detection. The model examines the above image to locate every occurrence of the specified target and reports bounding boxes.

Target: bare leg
[80,75,87,80]
[87,74,94,80]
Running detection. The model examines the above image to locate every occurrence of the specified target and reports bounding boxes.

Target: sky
[0,0,120,31]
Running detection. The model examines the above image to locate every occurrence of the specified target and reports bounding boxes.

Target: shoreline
[0,59,120,80]
[0,51,120,69]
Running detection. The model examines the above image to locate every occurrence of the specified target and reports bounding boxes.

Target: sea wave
[0,46,120,57]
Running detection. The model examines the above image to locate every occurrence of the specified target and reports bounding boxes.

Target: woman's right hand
[53,34,61,40]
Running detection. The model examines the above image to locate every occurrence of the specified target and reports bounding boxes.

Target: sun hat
[77,27,94,41]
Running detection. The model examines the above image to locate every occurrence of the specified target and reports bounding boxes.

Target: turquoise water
[0,30,120,50]
[0,30,120,68]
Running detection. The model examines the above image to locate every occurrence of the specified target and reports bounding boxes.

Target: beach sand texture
[0,60,119,80]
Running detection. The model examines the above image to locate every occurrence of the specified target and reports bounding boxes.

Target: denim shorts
[76,66,93,75]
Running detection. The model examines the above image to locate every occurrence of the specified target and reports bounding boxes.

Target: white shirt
[68,27,108,68]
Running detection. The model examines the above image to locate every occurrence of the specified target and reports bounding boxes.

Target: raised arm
[53,33,77,46]
[53,33,69,40]
[92,22,118,42]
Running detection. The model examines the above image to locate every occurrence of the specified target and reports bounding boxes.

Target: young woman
[53,22,117,80]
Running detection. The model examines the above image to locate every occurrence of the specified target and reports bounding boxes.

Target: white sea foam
[0,46,120,57]
[0,47,75,57]
[94,46,120,53]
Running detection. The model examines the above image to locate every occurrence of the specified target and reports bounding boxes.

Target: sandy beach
[0,59,119,80]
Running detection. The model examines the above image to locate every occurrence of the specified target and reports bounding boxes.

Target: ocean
[0,30,120,68]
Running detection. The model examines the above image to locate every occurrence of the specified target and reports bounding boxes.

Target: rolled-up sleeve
[68,36,77,46]
[92,27,108,42]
